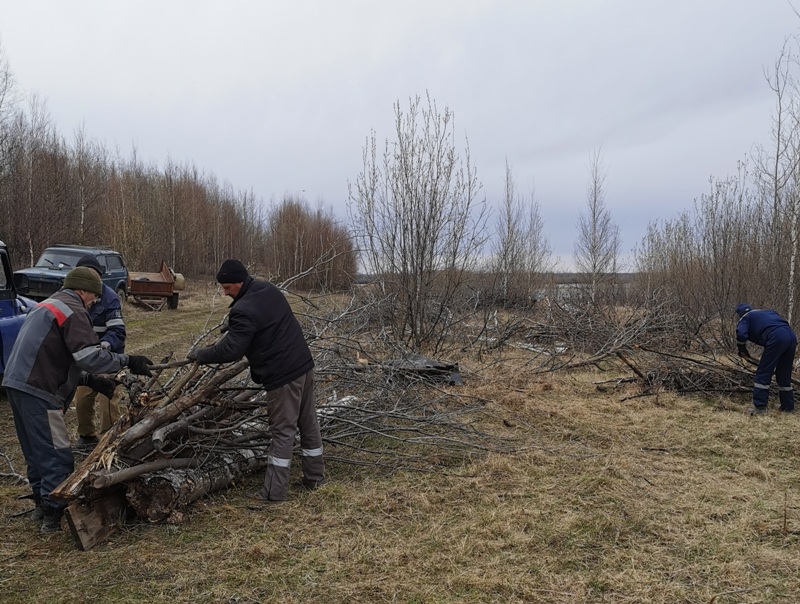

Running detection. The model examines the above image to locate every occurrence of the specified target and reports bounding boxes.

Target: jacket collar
[229,276,254,306]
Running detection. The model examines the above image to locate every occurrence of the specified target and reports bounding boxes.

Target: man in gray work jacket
[2,267,152,532]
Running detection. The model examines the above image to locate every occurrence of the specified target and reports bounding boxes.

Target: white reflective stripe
[94,326,107,333]
[267,455,291,468]
[301,446,323,457]
[779,386,793,391]
[106,318,125,327]
[754,383,770,390]
[74,344,104,362]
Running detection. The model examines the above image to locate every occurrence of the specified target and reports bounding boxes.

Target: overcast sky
[0,1,797,269]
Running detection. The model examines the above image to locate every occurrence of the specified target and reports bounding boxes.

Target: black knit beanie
[77,254,104,276]
[216,259,249,284]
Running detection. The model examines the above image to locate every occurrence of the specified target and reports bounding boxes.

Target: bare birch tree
[574,148,620,303]
[0,42,20,239]
[492,160,552,308]
[72,123,108,244]
[0,41,18,154]
[20,95,56,265]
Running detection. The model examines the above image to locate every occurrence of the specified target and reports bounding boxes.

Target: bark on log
[51,360,249,503]
[92,457,199,489]
[125,449,268,522]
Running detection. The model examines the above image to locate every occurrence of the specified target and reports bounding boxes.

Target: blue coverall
[737,308,797,410]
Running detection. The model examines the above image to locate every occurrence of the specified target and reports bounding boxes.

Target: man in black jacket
[188,260,324,502]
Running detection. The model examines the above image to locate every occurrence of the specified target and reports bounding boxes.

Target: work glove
[85,374,117,399]
[127,354,153,377]
[737,344,751,359]
[186,349,199,362]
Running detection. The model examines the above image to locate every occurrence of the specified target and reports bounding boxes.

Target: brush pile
[50,336,503,549]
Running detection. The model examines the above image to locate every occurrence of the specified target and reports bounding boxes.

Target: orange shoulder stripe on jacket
[39,302,68,326]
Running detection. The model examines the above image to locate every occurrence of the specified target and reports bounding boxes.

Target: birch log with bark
[125,449,269,522]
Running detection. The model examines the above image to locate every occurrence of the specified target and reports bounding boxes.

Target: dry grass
[1,286,799,603]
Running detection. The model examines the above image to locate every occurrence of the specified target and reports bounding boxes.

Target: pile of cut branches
[50,332,508,549]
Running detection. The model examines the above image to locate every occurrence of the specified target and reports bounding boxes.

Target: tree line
[4,32,797,355]
[0,48,355,290]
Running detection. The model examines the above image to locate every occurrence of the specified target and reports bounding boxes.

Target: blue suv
[0,240,37,375]
[14,244,129,301]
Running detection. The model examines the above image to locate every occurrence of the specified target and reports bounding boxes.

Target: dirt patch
[122,279,229,361]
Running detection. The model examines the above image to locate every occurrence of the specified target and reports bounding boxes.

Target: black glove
[737,344,750,359]
[85,375,117,399]
[186,349,198,362]
[127,354,153,376]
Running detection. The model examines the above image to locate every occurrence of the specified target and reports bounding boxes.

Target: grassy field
[1,284,799,603]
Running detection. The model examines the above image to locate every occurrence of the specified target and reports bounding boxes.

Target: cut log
[64,488,128,551]
[51,360,249,503]
[50,421,127,502]
[126,449,269,522]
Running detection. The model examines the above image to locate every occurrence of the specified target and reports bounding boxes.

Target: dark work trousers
[260,369,324,501]
[754,325,797,410]
[7,387,74,512]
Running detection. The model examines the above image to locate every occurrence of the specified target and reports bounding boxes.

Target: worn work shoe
[779,406,795,413]
[30,504,46,522]
[297,478,327,490]
[40,508,64,533]
[75,435,99,450]
[245,491,285,506]
[748,405,768,416]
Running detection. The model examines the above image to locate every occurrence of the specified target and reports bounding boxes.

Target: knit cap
[736,304,752,318]
[77,254,104,276]
[216,259,249,284]
[64,266,102,295]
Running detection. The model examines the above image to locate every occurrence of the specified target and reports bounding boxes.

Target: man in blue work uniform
[736,304,797,415]
[72,255,127,449]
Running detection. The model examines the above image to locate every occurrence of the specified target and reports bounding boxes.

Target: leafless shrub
[348,92,490,353]
[490,161,553,310]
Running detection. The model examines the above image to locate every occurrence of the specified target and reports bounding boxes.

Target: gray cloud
[0,0,794,268]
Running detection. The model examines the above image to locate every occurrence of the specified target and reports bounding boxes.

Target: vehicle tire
[168,293,179,310]
[116,287,127,303]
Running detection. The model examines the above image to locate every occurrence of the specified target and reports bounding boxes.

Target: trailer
[127,260,184,311]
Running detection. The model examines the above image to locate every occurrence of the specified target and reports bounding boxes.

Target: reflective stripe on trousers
[261,370,324,501]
